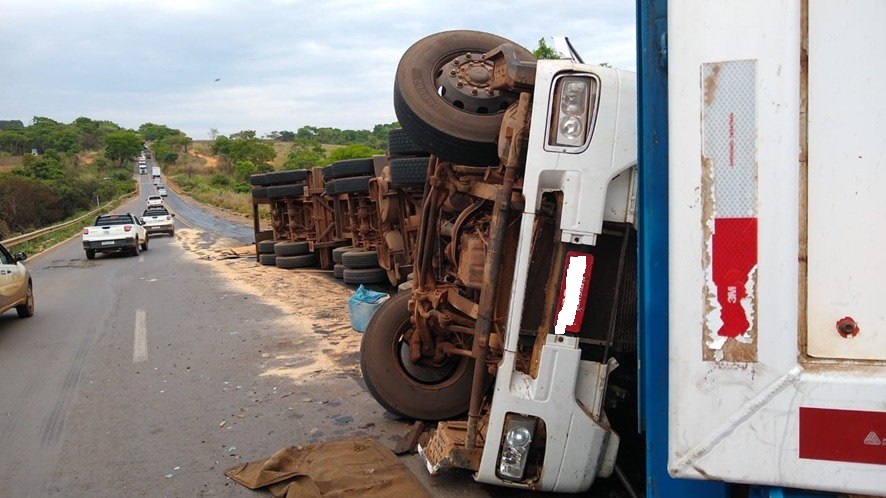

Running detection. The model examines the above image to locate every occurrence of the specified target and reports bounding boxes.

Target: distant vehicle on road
[157,187,168,197]
[140,207,175,237]
[82,213,148,259]
[147,195,163,207]
[0,242,34,319]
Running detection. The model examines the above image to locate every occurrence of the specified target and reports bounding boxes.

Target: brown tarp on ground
[225,437,432,498]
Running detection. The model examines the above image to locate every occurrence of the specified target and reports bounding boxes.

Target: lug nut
[456,82,463,87]
[449,69,457,76]
[471,88,478,95]
[465,53,472,60]
[486,89,494,95]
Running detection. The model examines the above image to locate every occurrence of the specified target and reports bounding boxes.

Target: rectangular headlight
[548,74,598,149]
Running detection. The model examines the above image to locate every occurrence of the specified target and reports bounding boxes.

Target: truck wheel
[334,176,372,195]
[394,30,535,166]
[331,158,375,179]
[342,267,388,284]
[85,250,96,260]
[274,241,310,256]
[258,254,277,266]
[387,128,427,157]
[257,240,278,254]
[389,157,429,187]
[333,263,345,279]
[341,249,379,269]
[332,246,355,263]
[276,253,318,269]
[361,291,473,420]
[132,241,140,256]
[141,236,149,251]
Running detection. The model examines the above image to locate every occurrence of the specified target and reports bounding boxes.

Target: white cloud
[1,0,635,139]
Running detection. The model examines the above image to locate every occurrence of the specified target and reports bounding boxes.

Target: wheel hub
[399,340,458,383]
[435,52,517,114]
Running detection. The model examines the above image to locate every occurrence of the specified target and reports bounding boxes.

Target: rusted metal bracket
[484,43,538,92]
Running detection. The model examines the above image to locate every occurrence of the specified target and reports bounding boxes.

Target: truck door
[0,245,17,306]
[665,1,885,495]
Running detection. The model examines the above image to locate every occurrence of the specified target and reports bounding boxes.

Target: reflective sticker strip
[701,60,758,362]
[799,407,886,465]
[554,252,594,335]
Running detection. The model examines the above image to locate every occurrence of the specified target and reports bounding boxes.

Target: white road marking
[133,309,147,363]
[138,254,144,263]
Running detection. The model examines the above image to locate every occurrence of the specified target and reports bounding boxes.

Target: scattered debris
[219,421,226,427]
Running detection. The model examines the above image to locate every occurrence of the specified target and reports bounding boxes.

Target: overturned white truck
[360,31,636,492]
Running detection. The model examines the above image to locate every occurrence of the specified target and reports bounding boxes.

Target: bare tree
[209,128,219,140]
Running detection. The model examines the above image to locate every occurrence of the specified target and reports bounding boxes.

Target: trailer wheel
[389,157,429,187]
[258,254,277,266]
[394,30,535,166]
[341,249,379,269]
[361,291,473,420]
[276,253,318,269]
[274,241,310,256]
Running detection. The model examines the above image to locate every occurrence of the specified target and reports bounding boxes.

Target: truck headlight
[548,74,598,150]
[497,415,537,481]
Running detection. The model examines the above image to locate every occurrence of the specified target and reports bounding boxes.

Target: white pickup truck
[140,206,175,237]
[82,213,148,259]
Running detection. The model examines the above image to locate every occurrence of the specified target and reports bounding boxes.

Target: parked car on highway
[157,186,168,197]
[147,195,163,207]
[0,242,34,319]
[82,213,148,259]
[140,207,175,237]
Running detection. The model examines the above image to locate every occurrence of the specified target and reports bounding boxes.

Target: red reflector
[82,228,89,235]
[124,225,132,232]
[800,407,886,465]
[554,252,594,334]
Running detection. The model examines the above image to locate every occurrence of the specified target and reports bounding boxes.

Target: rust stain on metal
[703,63,721,107]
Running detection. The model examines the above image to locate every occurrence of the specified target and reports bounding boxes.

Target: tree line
[0,116,152,238]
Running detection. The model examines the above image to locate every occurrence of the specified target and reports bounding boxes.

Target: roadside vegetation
[163,123,398,218]
[0,117,139,239]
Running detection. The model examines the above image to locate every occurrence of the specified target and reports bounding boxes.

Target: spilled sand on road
[174,228,362,383]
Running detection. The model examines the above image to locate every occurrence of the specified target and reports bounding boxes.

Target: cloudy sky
[1,0,635,139]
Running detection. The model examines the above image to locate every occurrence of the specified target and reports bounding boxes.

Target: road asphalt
[0,170,539,497]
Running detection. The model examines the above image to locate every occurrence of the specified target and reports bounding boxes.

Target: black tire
[251,187,268,199]
[324,181,336,195]
[16,281,34,318]
[333,264,345,278]
[360,292,473,420]
[85,249,96,260]
[331,158,374,179]
[276,253,318,269]
[343,267,388,284]
[332,246,355,263]
[389,157,429,187]
[169,229,175,237]
[394,30,534,166]
[249,174,269,186]
[266,184,305,198]
[334,176,371,195]
[132,240,140,256]
[322,165,333,180]
[341,249,379,269]
[387,128,427,157]
[274,241,310,256]
[265,169,308,185]
[258,253,277,266]
[257,240,278,254]
[141,236,149,251]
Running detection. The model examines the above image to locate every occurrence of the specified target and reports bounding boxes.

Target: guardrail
[1,190,138,247]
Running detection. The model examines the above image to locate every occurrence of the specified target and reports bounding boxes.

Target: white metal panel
[806,0,886,361]
[668,0,886,494]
